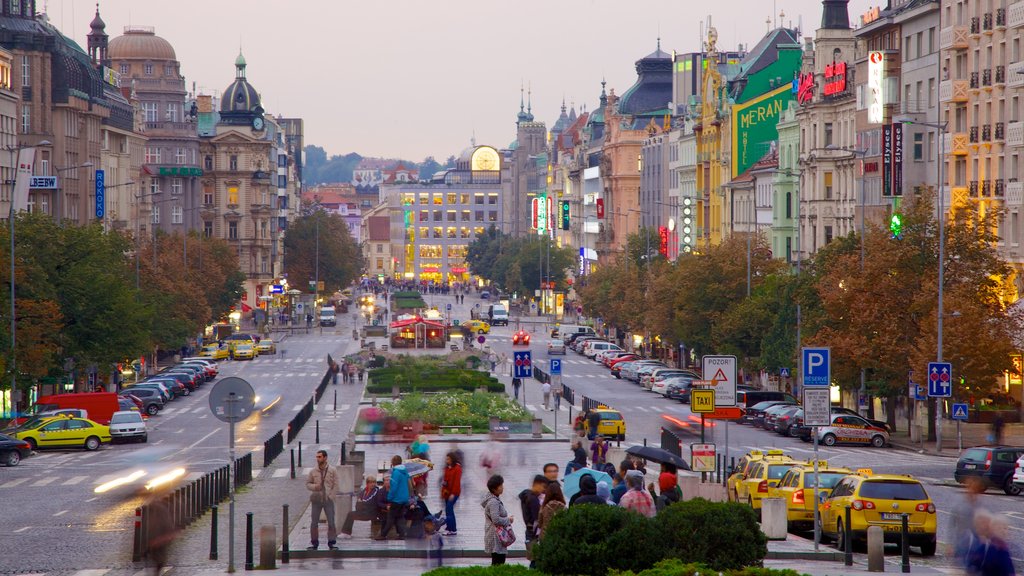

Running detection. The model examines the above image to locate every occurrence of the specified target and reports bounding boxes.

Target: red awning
[388,316,445,329]
[241,302,252,312]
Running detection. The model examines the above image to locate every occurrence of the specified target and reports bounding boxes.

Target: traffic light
[889,213,903,239]
[681,197,694,253]
[561,201,570,230]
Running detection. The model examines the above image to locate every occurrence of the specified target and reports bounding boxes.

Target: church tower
[87,4,109,68]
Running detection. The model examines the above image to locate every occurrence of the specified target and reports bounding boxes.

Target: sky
[58,0,876,161]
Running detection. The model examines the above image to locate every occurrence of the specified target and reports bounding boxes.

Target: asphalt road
[0,330,353,573]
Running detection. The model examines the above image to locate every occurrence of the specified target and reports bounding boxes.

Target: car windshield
[961,448,989,462]
[768,465,797,479]
[110,413,142,424]
[811,472,851,489]
[750,401,781,411]
[859,480,929,500]
[600,412,622,420]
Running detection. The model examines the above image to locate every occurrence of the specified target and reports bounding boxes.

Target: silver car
[547,340,566,355]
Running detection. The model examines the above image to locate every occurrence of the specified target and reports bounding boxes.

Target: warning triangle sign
[953,405,967,419]
[712,368,729,382]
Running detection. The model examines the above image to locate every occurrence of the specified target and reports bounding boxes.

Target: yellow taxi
[769,462,853,530]
[582,406,626,441]
[738,456,800,514]
[232,344,256,360]
[463,319,490,334]
[728,449,786,501]
[255,338,276,355]
[819,469,937,556]
[13,414,111,451]
[224,334,256,353]
[200,343,229,360]
[735,450,794,503]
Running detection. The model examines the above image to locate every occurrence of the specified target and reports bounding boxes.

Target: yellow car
[739,457,800,513]
[735,450,794,503]
[255,338,276,355]
[769,463,853,529]
[728,449,786,501]
[224,334,256,353]
[200,343,229,360]
[819,469,937,556]
[13,415,111,451]
[463,320,490,334]
[582,406,626,441]
[232,344,256,360]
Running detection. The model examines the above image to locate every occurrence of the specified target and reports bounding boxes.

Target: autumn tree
[284,208,364,294]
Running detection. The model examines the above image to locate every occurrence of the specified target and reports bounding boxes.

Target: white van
[319,308,337,327]
[488,304,509,326]
[583,341,622,360]
[560,325,596,342]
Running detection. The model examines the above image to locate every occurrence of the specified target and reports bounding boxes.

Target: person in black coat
[565,440,588,476]
[569,474,607,507]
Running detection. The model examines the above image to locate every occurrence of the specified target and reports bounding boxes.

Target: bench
[377,459,393,474]
[439,425,472,435]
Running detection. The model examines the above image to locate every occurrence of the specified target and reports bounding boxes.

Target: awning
[241,302,252,312]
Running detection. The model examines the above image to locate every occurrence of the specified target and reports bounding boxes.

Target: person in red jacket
[440,451,462,535]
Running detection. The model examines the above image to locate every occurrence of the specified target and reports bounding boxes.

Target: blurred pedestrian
[565,439,587,476]
[330,361,340,385]
[590,435,608,468]
[619,470,655,518]
[991,415,1006,445]
[143,499,178,575]
[953,477,988,563]
[512,378,522,400]
[376,456,410,540]
[537,482,566,540]
[440,452,462,536]
[306,449,339,550]
[587,409,600,440]
[482,474,514,565]
[977,514,1016,576]
[542,381,552,410]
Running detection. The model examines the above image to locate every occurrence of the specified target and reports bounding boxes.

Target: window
[785,236,792,262]
[913,133,924,161]
[228,221,238,239]
[475,210,485,221]
[164,64,174,77]
[277,175,286,188]
[825,226,833,244]
[229,155,238,171]
[150,181,159,196]
[419,210,429,222]
[203,220,213,237]
[143,102,158,123]
[488,211,498,222]
[166,103,178,122]
[824,123,833,147]
[461,210,471,221]
[433,210,442,221]
[824,172,833,199]
[376,243,383,253]
[446,210,457,222]
[175,148,186,164]
[227,186,238,205]
[144,63,153,75]
[261,221,267,238]
[171,205,183,224]
[171,178,182,195]
[11,0,20,15]
[278,155,287,167]
[785,191,792,219]
[151,205,160,224]
[475,194,485,204]
[119,63,129,75]
[488,194,498,204]
[376,258,384,270]
[204,155,213,171]
[145,147,161,164]
[21,55,29,88]
[20,105,28,133]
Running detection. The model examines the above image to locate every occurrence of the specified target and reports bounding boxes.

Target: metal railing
[263,430,284,468]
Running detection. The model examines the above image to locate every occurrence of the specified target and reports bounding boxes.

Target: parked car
[12,415,111,451]
[605,353,639,368]
[770,405,803,434]
[806,414,890,448]
[831,407,892,432]
[6,408,89,430]
[741,401,795,426]
[0,433,31,466]
[117,396,141,413]
[621,361,665,383]
[1014,454,1024,489]
[571,336,601,353]
[200,343,229,360]
[664,377,696,401]
[634,363,669,387]
[954,446,1024,495]
[644,368,699,391]
[762,403,800,430]
[584,341,622,359]
[108,411,148,443]
[547,340,566,355]
[737,390,798,409]
[119,389,163,416]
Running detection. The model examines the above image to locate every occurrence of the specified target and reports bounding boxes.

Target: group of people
[329,359,364,385]
[953,477,1017,575]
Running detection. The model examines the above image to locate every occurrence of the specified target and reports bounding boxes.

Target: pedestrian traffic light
[889,213,903,239]
[561,201,570,230]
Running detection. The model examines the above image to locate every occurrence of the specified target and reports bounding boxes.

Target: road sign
[927,362,952,397]
[780,367,790,378]
[477,335,486,344]
[94,169,105,219]
[703,407,744,420]
[513,351,533,379]
[952,403,969,421]
[803,387,832,427]
[701,355,737,406]
[690,443,716,472]
[802,347,831,387]
[446,303,452,311]
[550,358,562,375]
[453,319,460,326]
[691,389,715,413]
[208,377,256,423]
[915,384,927,401]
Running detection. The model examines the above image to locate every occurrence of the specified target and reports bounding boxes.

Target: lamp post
[897,117,948,452]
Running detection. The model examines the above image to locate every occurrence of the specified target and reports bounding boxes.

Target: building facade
[773,102,801,262]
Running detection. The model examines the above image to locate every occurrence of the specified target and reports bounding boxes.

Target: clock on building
[471,146,500,171]
[252,116,265,131]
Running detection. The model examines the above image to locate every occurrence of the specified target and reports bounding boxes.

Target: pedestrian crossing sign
[952,403,969,421]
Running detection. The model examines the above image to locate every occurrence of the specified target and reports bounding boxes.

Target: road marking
[1,478,30,488]
[635,406,649,412]
[174,428,185,434]
[62,475,87,485]
[69,570,109,576]
[86,497,99,502]
[293,404,304,411]
[32,477,57,487]
[285,359,293,363]
[185,429,220,450]
[339,404,351,411]
[286,373,295,378]
[13,526,31,533]
[53,509,68,517]
[192,406,205,414]
[272,468,290,478]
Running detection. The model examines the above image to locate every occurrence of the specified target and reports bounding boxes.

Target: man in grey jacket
[306,449,340,550]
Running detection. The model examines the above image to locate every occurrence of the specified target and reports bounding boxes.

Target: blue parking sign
[514,351,533,379]
[802,347,830,387]
[550,358,562,375]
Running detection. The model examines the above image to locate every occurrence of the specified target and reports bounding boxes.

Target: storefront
[388,316,448,349]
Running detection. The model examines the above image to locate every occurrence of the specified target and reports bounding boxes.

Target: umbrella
[562,467,612,501]
[404,458,434,478]
[626,445,691,471]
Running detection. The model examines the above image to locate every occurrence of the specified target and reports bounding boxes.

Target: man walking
[306,450,340,550]
[376,455,410,540]
[512,378,522,400]
[542,381,552,411]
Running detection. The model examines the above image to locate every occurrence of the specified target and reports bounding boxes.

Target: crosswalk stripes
[272,467,290,478]
[62,475,87,485]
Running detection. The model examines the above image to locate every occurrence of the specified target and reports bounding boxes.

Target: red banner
[596,198,605,219]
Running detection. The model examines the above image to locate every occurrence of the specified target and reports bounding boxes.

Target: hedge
[610,560,807,576]
[424,566,539,576]
[379,392,531,430]
[657,499,767,571]
[534,505,662,576]
[367,366,502,393]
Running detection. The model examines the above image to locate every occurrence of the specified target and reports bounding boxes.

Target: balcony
[996,122,1006,140]
[941,24,970,49]
[970,181,979,196]
[984,12,994,31]
[940,79,970,102]
[998,7,1007,27]
[982,125,992,142]
[945,132,970,155]
[1010,62,1024,87]
[1009,121,1024,147]
[983,69,992,87]
[970,126,980,143]
[143,121,197,137]
[1008,181,1024,205]
[970,72,980,89]
[1012,1,1024,28]
[971,16,981,34]
[996,179,1006,197]
[997,65,1006,85]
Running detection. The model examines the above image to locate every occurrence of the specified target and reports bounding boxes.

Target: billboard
[732,85,794,176]
[867,51,885,124]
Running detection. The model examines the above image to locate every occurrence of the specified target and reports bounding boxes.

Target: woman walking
[481,474,514,565]
[440,452,462,536]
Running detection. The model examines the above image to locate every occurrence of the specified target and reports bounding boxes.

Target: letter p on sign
[802,347,831,387]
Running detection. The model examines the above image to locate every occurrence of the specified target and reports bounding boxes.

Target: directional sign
[513,351,533,379]
[779,367,790,378]
[549,358,562,376]
[690,443,716,472]
[701,355,737,406]
[951,403,969,421]
[802,347,831,387]
[803,387,832,427]
[691,389,715,413]
[927,362,952,397]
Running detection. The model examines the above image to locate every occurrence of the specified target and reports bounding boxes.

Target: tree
[284,209,363,294]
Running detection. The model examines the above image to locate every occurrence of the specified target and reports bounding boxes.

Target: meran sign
[731,85,793,176]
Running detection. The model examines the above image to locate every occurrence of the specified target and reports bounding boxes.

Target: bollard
[844,506,854,566]
[643,437,647,447]
[281,504,290,564]
[316,420,320,444]
[334,390,337,412]
[298,441,302,468]
[867,525,884,572]
[290,448,296,479]
[245,512,254,570]
[901,514,910,573]
[209,504,219,560]
[341,441,347,465]
[132,507,143,562]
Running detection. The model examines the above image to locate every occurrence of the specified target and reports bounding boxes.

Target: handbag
[495,523,517,547]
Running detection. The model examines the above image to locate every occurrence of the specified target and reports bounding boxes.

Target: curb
[766,549,846,562]
[285,548,527,560]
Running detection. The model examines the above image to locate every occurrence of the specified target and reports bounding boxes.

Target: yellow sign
[691,389,716,413]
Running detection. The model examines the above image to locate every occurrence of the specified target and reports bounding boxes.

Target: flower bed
[377,391,531,432]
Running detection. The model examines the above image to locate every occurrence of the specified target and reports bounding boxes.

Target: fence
[561,384,575,406]
[314,366,330,403]
[661,426,684,458]
[533,367,551,384]
[582,395,606,413]
[263,430,284,468]
[233,453,253,489]
[287,397,314,443]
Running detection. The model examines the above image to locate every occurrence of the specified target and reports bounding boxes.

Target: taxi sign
[691,389,715,413]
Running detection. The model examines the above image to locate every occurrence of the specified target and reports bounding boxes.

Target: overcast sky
[58,0,874,161]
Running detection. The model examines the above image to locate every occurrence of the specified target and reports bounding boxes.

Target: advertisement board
[732,85,795,176]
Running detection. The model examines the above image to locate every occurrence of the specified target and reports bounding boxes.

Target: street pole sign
[690,443,716,472]
[779,367,790,378]
[691,389,715,413]
[800,347,830,552]
[927,362,952,397]
[802,347,831,386]
[701,355,737,406]
[951,403,969,421]
[549,358,562,376]
[513,351,533,379]
[208,377,255,573]
[803,388,831,426]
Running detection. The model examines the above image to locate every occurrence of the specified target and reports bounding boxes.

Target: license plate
[881,513,904,520]
[963,464,977,470]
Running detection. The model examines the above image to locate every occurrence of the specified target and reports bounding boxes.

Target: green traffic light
[889,213,903,238]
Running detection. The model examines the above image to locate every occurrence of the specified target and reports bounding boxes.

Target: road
[0,331,357,573]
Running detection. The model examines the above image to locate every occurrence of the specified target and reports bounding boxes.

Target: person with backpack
[518,475,547,568]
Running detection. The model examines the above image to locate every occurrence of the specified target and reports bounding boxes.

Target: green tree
[284,208,363,294]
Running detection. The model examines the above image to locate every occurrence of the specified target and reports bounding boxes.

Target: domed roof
[90,8,105,31]
[220,51,262,119]
[618,41,673,116]
[109,27,176,61]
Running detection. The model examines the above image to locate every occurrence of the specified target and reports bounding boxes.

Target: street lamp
[897,116,948,453]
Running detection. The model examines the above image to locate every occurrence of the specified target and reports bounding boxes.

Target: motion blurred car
[512,330,531,346]
[0,433,31,466]
[93,446,186,496]
[232,344,256,360]
[462,320,490,334]
[547,339,566,355]
[255,338,277,355]
[12,415,111,451]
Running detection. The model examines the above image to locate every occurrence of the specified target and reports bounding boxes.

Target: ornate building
[502,90,547,238]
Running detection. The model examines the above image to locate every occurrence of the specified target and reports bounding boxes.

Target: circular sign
[208,377,256,423]
[577,307,583,314]
[453,319,461,326]
[477,335,486,344]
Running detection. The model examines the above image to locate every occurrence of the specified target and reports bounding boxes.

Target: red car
[604,352,638,368]
[608,354,641,369]
[512,330,531,345]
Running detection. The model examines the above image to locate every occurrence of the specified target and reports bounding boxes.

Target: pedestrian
[976,513,1016,575]
[340,475,386,538]
[596,480,613,504]
[482,474,514,566]
[587,409,601,440]
[610,473,627,504]
[358,367,365,383]
[542,463,560,484]
[306,449,340,550]
[565,439,587,476]
[331,361,340,385]
[537,481,566,540]
[619,470,656,518]
[992,415,1006,445]
[519,474,547,567]
[440,451,462,536]
[590,436,608,468]
[542,381,552,411]
[953,477,987,563]
[554,388,561,411]
[569,473,605,506]
[376,456,410,540]
[143,498,177,575]
[512,378,522,400]
[654,465,682,511]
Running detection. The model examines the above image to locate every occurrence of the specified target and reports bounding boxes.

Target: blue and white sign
[513,351,533,379]
[550,358,562,376]
[446,303,452,311]
[94,169,105,219]
[779,367,790,378]
[802,347,831,387]
[269,284,284,294]
[927,362,953,398]
[951,403,969,421]
[909,383,926,401]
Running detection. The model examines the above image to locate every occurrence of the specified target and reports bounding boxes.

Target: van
[560,325,596,342]
[33,393,120,426]
[736,390,798,409]
[487,304,509,326]
[319,307,337,327]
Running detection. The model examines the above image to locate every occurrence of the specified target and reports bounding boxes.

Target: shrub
[379,392,531,430]
[534,504,662,576]
[366,367,502,394]
[609,559,807,576]
[424,566,541,576]
[655,499,767,571]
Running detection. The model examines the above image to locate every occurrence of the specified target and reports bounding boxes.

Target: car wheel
[822,433,837,447]
[146,404,160,416]
[871,435,886,448]
[25,438,37,450]
[1004,476,1022,496]
[182,387,191,397]
[789,426,801,438]
[84,436,101,451]
[919,538,937,557]
[140,435,148,444]
[2,450,20,466]
[478,329,485,334]
[836,520,847,551]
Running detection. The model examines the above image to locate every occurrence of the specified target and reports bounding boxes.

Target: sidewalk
[888,421,1024,456]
